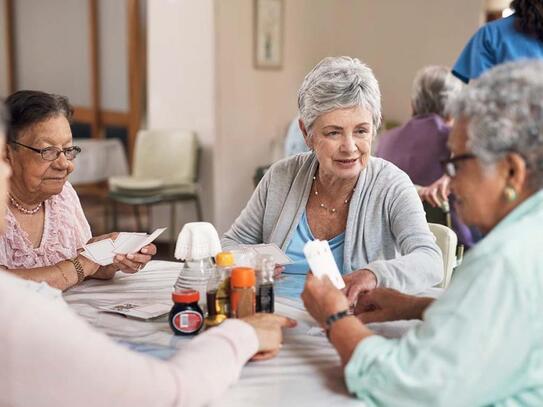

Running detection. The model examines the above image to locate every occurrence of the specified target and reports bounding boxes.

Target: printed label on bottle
[172,310,203,333]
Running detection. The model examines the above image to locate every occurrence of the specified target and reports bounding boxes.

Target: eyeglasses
[441,153,477,177]
[10,141,82,161]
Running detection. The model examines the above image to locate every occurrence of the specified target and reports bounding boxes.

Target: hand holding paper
[81,228,165,267]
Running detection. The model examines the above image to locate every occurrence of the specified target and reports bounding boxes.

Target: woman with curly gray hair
[302,60,543,406]
[223,56,443,302]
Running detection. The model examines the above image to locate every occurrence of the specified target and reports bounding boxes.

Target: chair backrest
[132,129,199,185]
[428,223,458,288]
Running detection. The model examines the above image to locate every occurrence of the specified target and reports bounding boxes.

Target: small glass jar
[169,289,204,336]
[256,254,275,313]
[230,267,256,319]
[206,251,234,327]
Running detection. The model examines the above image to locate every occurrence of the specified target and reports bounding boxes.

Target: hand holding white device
[303,239,345,289]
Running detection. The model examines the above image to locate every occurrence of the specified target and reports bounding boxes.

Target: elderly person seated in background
[223,56,442,301]
[375,65,474,249]
[0,100,296,407]
[302,60,543,406]
[1,90,155,291]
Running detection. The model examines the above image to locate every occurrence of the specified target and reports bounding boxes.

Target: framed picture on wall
[254,0,283,69]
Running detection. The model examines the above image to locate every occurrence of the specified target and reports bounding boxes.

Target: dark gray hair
[411,65,463,117]
[297,56,381,137]
[5,90,73,144]
[447,60,543,190]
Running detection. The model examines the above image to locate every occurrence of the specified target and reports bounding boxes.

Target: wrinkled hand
[243,313,297,361]
[273,264,285,280]
[113,243,157,274]
[418,174,451,208]
[87,231,157,279]
[355,288,426,323]
[342,269,378,307]
[301,273,350,327]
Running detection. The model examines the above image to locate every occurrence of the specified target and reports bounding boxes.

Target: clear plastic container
[174,257,215,313]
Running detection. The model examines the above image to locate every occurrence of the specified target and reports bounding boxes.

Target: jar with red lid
[169,289,204,336]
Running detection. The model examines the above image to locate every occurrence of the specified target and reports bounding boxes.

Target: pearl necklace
[312,176,355,214]
[9,194,43,215]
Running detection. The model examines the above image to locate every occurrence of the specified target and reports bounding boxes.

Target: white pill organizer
[303,239,345,289]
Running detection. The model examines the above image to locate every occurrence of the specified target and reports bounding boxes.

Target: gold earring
[504,186,517,202]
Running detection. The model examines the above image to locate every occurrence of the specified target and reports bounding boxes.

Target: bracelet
[325,309,353,339]
[68,257,85,284]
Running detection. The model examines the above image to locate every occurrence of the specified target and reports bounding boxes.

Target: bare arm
[7,254,99,291]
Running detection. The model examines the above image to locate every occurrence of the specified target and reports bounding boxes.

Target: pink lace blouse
[0,182,92,269]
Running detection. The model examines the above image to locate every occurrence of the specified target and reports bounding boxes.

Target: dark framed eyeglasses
[441,153,477,177]
[10,141,82,161]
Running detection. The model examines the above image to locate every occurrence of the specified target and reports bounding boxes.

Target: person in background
[302,60,543,406]
[1,90,155,291]
[0,100,297,407]
[284,116,310,157]
[453,0,543,83]
[422,0,543,208]
[223,56,442,302]
[375,66,473,248]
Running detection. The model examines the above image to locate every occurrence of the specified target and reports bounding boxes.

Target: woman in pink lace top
[1,90,156,290]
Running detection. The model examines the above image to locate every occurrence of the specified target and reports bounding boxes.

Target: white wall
[0,1,8,98]
[14,0,91,105]
[99,0,128,112]
[147,0,216,233]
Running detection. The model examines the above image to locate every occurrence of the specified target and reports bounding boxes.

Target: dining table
[63,260,441,407]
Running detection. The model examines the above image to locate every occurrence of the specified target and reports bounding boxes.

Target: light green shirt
[345,190,543,406]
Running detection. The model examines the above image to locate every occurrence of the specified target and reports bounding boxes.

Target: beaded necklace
[312,175,355,214]
[9,194,43,215]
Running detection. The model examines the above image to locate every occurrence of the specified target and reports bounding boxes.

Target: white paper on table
[303,240,345,289]
[239,243,292,265]
[113,227,167,254]
[99,302,171,320]
[306,327,326,337]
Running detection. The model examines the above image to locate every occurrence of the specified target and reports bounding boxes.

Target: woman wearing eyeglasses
[302,60,543,406]
[0,90,155,290]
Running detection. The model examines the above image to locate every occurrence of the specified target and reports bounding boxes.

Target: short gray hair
[411,65,463,117]
[297,56,381,136]
[447,60,543,190]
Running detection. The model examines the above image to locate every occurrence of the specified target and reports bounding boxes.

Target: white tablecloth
[69,138,129,185]
[63,261,440,406]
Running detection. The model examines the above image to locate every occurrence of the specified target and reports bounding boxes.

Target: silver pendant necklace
[312,175,355,214]
[9,194,43,215]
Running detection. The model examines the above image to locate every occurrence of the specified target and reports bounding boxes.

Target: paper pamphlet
[239,243,292,265]
[99,302,171,320]
[303,239,345,289]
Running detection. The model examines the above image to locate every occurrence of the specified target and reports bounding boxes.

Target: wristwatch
[325,309,353,339]
[68,257,85,284]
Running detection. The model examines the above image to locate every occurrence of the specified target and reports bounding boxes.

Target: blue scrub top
[276,211,345,299]
[453,15,543,83]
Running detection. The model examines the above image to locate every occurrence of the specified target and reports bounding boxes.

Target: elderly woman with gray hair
[302,60,543,406]
[223,56,443,302]
[375,65,474,248]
